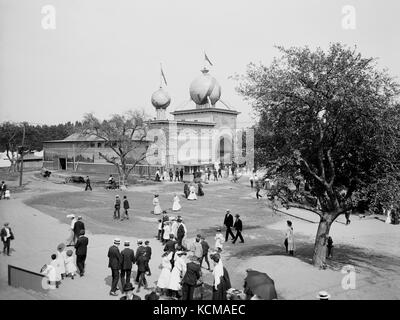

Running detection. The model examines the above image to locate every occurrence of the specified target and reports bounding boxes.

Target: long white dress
[153,197,162,215]
[157,252,173,289]
[65,256,77,275]
[187,186,197,200]
[50,259,62,282]
[286,227,295,251]
[168,255,187,291]
[172,196,181,211]
[171,221,178,238]
[215,232,224,251]
[163,225,172,241]
[56,251,66,275]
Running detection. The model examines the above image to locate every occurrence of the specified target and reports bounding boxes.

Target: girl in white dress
[214,228,224,252]
[187,185,197,200]
[285,220,295,255]
[56,243,66,280]
[168,251,187,297]
[152,194,162,215]
[163,221,172,244]
[157,251,173,295]
[64,250,77,279]
[172,194,181,211]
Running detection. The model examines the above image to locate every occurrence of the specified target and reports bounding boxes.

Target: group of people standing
[155,168,184,182]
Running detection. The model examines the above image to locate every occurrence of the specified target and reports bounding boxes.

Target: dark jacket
[144,246,152,260]
[73,220,85,236]
[201,240,209,255]
[233,218,243,232]
[115,198,121,208]
[108,245,122,269]
[164,239,176,252]
[75,236,89,256]
[135,245,146,260]
[121,248,135,270]
[182,262,201,286]
[0,227,13,241]
[223,214,234,228]
[177,224,185,240]
[136,255,147,272]
[123,199,130,209]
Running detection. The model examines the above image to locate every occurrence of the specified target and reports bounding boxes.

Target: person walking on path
[135,251,148,292]
[152,194,162,215]
[176,218,186,248]
[214,228,224,252]
[183,183,190,198]
[210,253,231,300]
[168,250,187,298]
[179,168,184,181]
[144,240,152,276]
[172,193,181,211]
[256,182,262,199]
[85,176,92,191]
[66,214,77,246]
[73,216,85,244]
[232,214,244,244]
[326,236,334,259]
[157,250,173,295]
[108,238,122,296]
[120,240,135,292]
[190,234,203,260]
[249,175,254,188]
[213,169,218,181]
[1,222,14,256]
[169,169,174,182]
[175,168,180,182]
[223,210,235,242]
[181,256,202,300]
[114,195,121,219]
[74,230,88,277]
[200,236,210,271]
[0,181,7,200]
[122,196,130,220]
[218,167,222,179]
[284,220,295,256]
[345,210,351,225]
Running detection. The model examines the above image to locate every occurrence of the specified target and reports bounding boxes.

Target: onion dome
[189,67,221,106]
[151,87,171,109]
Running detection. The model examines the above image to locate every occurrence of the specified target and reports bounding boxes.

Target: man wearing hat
[120,241,135,292]
[1,222,14,256]
[317,291,331,300]
[232,214,244,244]
[75,230,89,276]
[223,210,235,242]
[120,283,141,300]
[176,218,185,247]
[144,240,152,276]
[181,255,202,300]
[73,216,85,244]
[134,240,145,283]
[108,238,123,296]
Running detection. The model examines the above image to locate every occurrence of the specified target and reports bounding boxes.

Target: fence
[8,264,48,294]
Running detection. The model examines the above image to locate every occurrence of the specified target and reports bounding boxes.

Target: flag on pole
[204,52,213,66]
[160,64,168,86]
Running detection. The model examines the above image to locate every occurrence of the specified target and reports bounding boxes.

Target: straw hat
[317,291,331,300]
[114,238,121,245]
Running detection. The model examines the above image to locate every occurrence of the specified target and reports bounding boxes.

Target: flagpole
[160,63,163,88]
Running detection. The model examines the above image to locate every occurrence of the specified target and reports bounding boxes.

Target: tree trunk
[312,213,334,268]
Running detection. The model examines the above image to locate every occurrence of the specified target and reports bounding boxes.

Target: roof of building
[43,131,151,143]
[148,119,216,126]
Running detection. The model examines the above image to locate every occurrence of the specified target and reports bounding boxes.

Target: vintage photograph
[0,0,399,302]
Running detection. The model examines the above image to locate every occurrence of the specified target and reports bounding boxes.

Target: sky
[0,0,399,127]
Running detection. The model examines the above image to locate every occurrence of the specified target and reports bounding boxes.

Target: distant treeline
[0,121,83,153]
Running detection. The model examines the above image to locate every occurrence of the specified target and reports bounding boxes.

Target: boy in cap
[108,238,122,296]
[114,195,121,219]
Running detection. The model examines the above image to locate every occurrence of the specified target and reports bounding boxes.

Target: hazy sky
[0,0,399,127]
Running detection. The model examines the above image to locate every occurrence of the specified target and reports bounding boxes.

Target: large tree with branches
[82,110,150,186]
[236,43,400,267]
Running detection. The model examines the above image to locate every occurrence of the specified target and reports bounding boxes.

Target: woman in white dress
[172,193,181,211]
[214,228,224,252]
[163,221,172,244]
[157,250,173,295]
[168,251,187,298]
[56,243,66,280]
[152,194,162,215]
[187,184,197,200]
[64,249,77,279]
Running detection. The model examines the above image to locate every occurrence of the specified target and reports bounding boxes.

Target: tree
[235,43,400,267]
[0,122,29,172]
[81,110,150,186]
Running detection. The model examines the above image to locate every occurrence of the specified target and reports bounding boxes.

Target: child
[65,250,77,279]
[40,263,57,288]
[327,236,334,259]
[214,228,224,252]
[49,254,62,288]
[157,219,163,241]
[4,189,10,200]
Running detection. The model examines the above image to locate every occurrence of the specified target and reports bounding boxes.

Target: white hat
[67,214,75,219]
[114,238,121,245]
[317,291,331,300]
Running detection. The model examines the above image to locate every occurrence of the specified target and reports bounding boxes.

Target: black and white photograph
[0,0,399,308]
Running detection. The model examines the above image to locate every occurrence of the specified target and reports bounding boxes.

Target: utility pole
[19,123,26,187]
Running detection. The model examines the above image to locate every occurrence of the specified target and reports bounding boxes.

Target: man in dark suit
[232,214,244,244]
[1,222,13,256]
[144,240,152,276]
[200,236,210,270]
[108,238,122,296]
[135,251,148,292]
[73,216,85,244]
[179,168,184,181]
[120,241,135,292]
[176,218,185,247]
[134,240,145,282]
[74,229,89,276]
[181,256,202,300]
[223,210,235,242]
[164,234,176,252]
